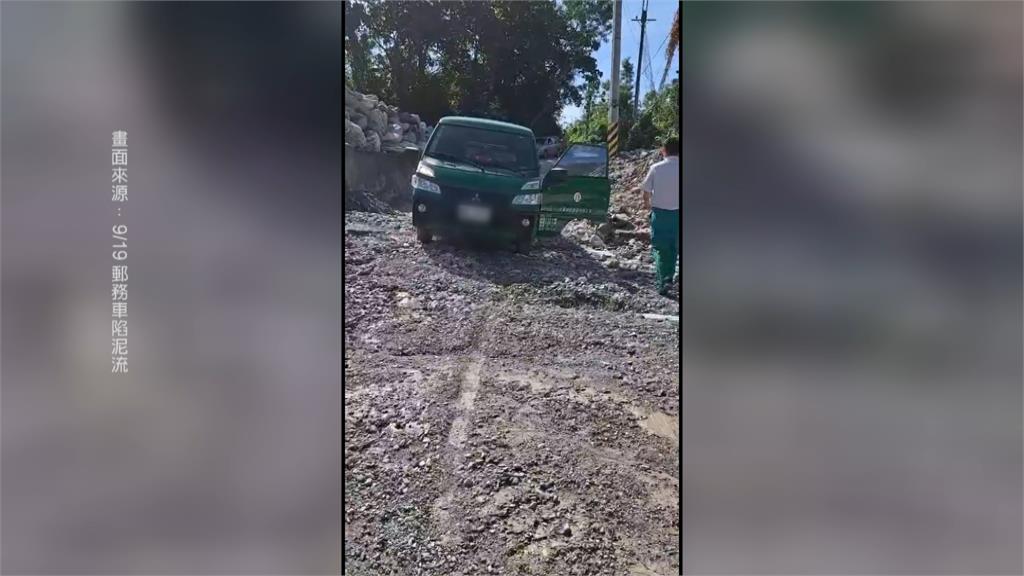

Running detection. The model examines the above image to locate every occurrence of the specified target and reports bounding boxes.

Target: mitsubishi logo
[472,193,481,203]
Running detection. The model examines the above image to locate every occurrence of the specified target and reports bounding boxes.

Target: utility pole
[608,0,622,156]
[632,0,655,118]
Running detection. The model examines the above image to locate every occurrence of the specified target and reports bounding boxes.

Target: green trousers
[650,208,680,290]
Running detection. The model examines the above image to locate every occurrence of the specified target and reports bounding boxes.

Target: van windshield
[426,124,539,176]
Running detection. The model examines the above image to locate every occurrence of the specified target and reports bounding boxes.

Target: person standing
[637,136,680,296]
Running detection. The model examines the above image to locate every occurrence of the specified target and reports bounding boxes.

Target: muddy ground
[344,211,680,575]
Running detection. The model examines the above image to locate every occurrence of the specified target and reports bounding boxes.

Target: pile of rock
[344,187,396,214]
[608,148,663,228]
[560,148,662,252]
[346,88,429,153]
[561,218,653,272]
[561,220,608,249]
[557,148,667,272]
[563,213,650,248]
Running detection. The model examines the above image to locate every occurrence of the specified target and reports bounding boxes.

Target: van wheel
[416,228,433,243]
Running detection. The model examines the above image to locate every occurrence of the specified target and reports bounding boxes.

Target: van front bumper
[412,189,537,242]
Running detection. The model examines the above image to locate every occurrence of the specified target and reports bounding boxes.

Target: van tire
[416,228,433,244]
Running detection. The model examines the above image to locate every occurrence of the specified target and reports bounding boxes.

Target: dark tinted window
[426,124,538,175]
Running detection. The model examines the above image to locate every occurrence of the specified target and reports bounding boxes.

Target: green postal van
[411,116,610,253]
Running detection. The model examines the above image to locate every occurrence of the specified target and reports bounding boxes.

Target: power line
[653,28,669,59]
[659,7,680,90]
[638,26,671,100]
[631,0,655,118]
[644,36,656,96]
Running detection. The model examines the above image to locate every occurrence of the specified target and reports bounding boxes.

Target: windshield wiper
[426,152,485,172]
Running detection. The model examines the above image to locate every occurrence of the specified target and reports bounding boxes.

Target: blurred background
[683,2,1022,574]
[1,2,341,574]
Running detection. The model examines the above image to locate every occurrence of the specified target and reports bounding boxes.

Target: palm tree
[659,7,679,90]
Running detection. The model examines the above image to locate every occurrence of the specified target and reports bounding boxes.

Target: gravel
[344,211,679,575]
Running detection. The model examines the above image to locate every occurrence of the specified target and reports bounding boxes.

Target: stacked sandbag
[345,87,429,153]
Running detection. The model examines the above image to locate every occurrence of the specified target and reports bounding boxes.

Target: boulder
[388,123,406,141]
[346,128,366,150]
[562,220,606,249]
[366,109,387,134]
[614,228,651,243]
[363,131,381,153]
[608,213,635,230]
[352,98,374,114]
[596,222,616,243]
[345,88,364,107]
[345,86,429,154]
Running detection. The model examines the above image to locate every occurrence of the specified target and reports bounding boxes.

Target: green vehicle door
[537,143,611,236]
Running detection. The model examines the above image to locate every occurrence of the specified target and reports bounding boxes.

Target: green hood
[421,156,535,194]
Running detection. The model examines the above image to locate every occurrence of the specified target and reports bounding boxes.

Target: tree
[344,1,371,89]
[582,73,602,120]
[564,59,637,143]
[565,98,608,144]
[626,111,657,150]
[563,71,676,150]
[650,79,679,140]
[344,0,613,130]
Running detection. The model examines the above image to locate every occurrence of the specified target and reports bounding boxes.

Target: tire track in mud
[447,307,493,450]
[433,309,491,547]
[447,352,482,449]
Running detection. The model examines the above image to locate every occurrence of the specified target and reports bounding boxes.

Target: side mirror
[545,167,568,186]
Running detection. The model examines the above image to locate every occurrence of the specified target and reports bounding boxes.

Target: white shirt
[641,155,679,211]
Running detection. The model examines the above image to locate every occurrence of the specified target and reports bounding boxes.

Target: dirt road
[344,212,680,575]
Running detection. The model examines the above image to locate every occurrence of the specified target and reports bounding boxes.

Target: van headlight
[512,193,541,205]
[412,174,441,194]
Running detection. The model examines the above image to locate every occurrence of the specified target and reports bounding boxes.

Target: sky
[560,0,680,126]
